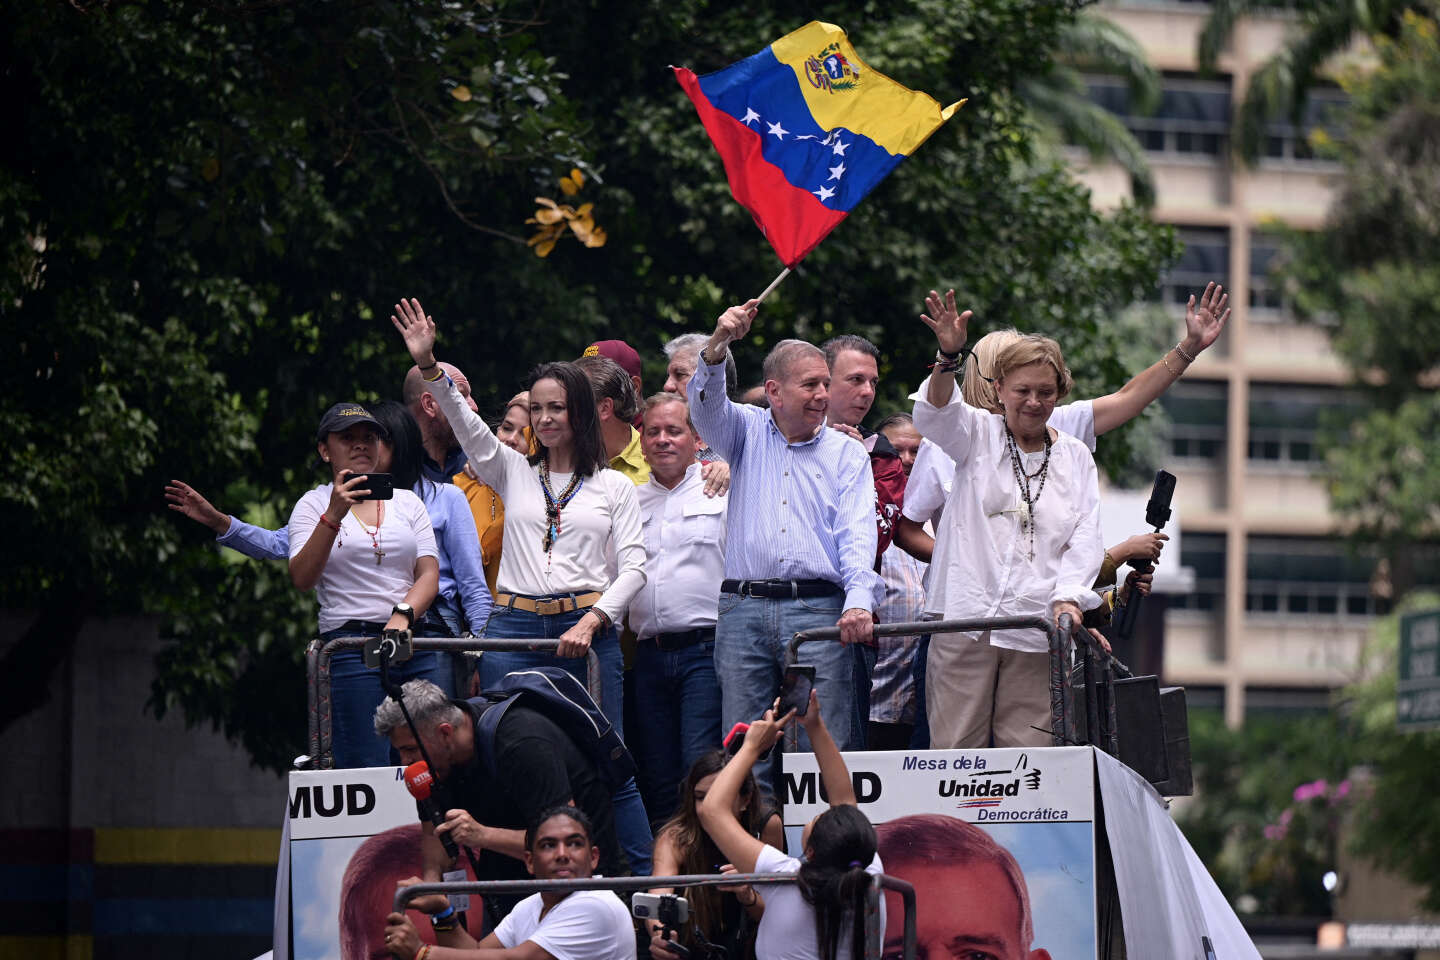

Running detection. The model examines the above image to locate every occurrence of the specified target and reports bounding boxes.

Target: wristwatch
[391,602,415,627]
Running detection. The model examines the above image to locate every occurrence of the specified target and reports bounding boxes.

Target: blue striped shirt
[688,354,882,612]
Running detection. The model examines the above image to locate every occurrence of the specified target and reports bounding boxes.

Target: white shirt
[629,463,727,637]
[754,844,884,960]
[493,890,637,960]
[902,400,1096,530]
[427,373,646,624]
[288,486,438,633]
[911,378,1103,653]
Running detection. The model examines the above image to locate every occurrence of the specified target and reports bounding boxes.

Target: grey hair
[574,354,640,423]
[820,334,879,370]
[665,332,737,388]
[373,679,466,737]
[642,391,696,432]
[876,412,914,434]
[761,339,825,385]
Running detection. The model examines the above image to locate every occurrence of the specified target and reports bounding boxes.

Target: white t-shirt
[493,890,637,960]
[753,844,884,960]
[288,485,437,633]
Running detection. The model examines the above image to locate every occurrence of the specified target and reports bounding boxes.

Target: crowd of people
[165,281,1228,959]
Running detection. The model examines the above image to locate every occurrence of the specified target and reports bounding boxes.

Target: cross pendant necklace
[354,507,384,565]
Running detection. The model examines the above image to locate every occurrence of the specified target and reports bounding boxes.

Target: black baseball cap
[315,402,388,442]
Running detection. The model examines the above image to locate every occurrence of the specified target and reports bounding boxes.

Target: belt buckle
[738,579,750,597]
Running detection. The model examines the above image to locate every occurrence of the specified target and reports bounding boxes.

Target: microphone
[404,761,459,862]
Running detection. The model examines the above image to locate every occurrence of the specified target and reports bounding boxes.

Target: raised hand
[390,297,438,367]
[1183,282,1230,356]
[706,300,759,362]
[920,288,972,355]
[164,480,230,535]
[743,706,793,753]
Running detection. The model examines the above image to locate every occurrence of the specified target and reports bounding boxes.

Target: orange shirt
[453,471,505,598]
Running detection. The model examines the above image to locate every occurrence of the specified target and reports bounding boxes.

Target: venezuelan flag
[675,22,963,268]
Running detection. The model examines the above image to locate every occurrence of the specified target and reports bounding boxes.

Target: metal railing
[305,636,602,768]
[395,872,919,960]
[788,614,1131,754]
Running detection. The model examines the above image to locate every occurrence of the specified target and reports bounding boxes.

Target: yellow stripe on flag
[770,22,964,157]
[93,828,280,865]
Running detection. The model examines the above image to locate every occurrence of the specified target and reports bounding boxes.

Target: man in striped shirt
[687,300,882,774]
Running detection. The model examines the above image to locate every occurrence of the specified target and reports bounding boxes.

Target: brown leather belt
[495,592,602,616]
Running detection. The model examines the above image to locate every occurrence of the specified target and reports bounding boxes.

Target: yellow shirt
[609,427,651,486]
[453,472,505,598]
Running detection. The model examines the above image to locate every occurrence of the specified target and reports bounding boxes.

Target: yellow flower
[526,171,606,256]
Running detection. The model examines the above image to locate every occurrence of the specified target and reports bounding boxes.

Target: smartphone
[631,892,689,925]
[778,665,816,717]
[340,471,395,500]
[722,722,750,755]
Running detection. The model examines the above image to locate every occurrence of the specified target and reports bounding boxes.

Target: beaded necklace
[538,459,585,555]
[1004,423,1051,561]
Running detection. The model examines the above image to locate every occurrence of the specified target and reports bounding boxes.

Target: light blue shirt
[687,353,882,613]
[217,481,492,632]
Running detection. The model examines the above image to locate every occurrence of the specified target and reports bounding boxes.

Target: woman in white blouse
[390,297,656,871]
[912,297,1104,750]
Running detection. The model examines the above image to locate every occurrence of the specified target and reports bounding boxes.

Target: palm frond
[1023,78,1158,206]
[1198,0,1260,72]
[1057,13,1162,114]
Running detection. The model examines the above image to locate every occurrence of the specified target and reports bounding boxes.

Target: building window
[1151,226,1229,307]
[1261,87,1347,163]
[1245,536,1387,619]
[1085,73,1231,158]
[1163,381,1227,462]
[1170,532,1225,613]
[1249,230,1288,320]
[1246,383,1365,468]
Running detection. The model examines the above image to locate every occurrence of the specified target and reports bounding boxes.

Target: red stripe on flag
[675,67,847,268]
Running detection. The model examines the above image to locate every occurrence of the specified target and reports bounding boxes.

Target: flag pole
[754,267,792,304]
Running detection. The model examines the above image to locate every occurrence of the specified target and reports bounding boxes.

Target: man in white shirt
[384,805,637,960]
[628,393,727,823]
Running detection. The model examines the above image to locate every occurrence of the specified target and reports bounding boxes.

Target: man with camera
[384,805,636,960]
[374,680,628,930]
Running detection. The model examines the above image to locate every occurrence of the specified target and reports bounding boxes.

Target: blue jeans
[851,642,878,749]
[323,622,454,769]
[480,603,653,873]
[631,635,723,825]
[909,634,932,749]
[714,592,860,796]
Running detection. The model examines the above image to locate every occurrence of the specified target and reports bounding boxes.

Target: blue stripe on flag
[697,47,904,212]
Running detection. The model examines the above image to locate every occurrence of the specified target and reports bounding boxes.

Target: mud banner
[782,746,1097,960]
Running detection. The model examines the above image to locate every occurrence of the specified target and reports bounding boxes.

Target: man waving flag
[675,21,964,268]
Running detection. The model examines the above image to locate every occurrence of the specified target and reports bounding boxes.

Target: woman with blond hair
[913,299,1105,749]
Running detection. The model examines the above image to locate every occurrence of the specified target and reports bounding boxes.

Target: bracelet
[431,904,455,922]
[1174,341,1197,364]
[423,364,446,382]
[928,358,961,374]
[936,345,962,362]
[590,607,612,630]
[1161,352,1180,377]
[417,946,432,960]
[317,514,342,533]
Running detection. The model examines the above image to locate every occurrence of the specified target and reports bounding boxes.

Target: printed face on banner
[783,747,1096,960]
[288,767,476,960]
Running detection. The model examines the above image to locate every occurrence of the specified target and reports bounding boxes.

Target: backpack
[472,667,636,792]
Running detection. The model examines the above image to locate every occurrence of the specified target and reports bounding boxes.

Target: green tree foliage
[1197,0,1432,162]
[0,0,1177,769]
[1276,10,1440,597]
[1178,593,1440,914]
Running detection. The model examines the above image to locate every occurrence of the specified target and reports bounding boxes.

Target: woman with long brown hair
[649,750,784,960]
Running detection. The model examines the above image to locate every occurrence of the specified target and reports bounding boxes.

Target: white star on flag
[741,108,760,126]
[828,162,846,181]
[767,120,788,140]
[813,185,836,201]
[831,139,850,156]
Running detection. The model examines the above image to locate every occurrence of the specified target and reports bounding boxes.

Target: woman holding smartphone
[288,401,446,769]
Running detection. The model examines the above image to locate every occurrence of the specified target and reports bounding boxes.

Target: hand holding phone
[777,665,815,717]
[341,470,395,500]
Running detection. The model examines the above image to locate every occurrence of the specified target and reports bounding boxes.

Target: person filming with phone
[288,401,445,768]
[697,692,882,960]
